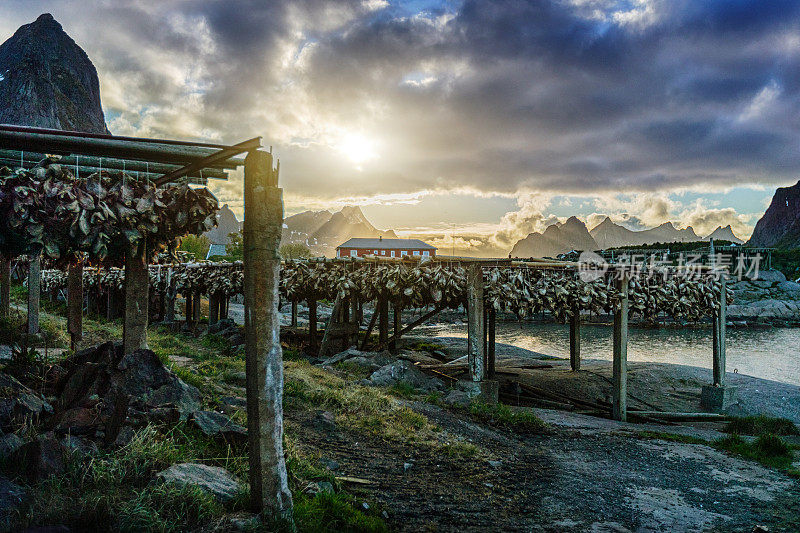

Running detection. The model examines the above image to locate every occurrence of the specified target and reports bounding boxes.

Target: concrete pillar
[123,243,149,354]
[0,256,10,319]
[612,272,629,422]
[67,261,83,350]
[569,308,581,371]
[27,255,41,334]
[242,149,293,520]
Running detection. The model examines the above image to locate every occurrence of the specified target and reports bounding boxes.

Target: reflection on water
[428,322,800,385]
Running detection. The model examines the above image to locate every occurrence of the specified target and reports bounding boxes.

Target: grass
[724,416,800,437]
[468,401,549,432]
[408,341,447,354]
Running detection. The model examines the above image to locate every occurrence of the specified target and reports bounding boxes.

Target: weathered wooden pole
[612,272,629,422]
[192,290,201,324]
[242,149,293,520]
[713,276,727,386]
[164,269,176,324]
[378,296,389,345]
[209,292,219,326]
[390,303,401,350]
[308,299,318,350]
[27,254,41,334]
[123,242,149,353]
[0,255,10,319]
[569,307,581,371]
[467,264,485,383]
[487,306,496,380]
[185,293,193,324]
[67,261,83,350]
[290,300,298,328]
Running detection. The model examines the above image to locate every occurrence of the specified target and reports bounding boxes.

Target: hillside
[282,205,397,256]
[510,216,598,258]
[748,180,800,248]
[0,14,107,133]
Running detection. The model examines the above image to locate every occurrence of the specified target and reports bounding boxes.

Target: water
[427,322,800,386]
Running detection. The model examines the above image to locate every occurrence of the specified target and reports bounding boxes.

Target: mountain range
[747,180,800,248]
[282,205,397,256]
[511,217,743,258]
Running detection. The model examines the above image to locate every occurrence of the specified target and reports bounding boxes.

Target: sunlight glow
[337,133,379,165]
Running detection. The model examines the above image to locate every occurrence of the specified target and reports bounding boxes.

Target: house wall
[336,248,436,258]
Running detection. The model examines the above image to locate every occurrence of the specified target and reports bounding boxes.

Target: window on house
[413,251,419,256]
[381,250,386,255]
[422,251,429,256]
[400,250,407,256]
[391,251,395,257]
[374,250,379,254]
[350,250,357,257]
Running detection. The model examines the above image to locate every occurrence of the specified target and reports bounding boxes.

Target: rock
[443,390,470,407]
[488,460,502,469]
[750,270,787,283]
[403,462,413,473]
[114,425,136,447]
[0,476,25,531]
[0,432,24,458]
[321,347,364,366]
[224,371,248,387]
[313,410,337,431]
[747,180,800,248]
[11,433,70,481]
[228,512,260,531]
[191,411,247,445]
[207,318,236,335]
[228,333,245,346]
[319,457,339,471]
[52,407,101,435]
[369,360,444,392]
[0,372,53,432]
[146,406,181,426]
[217,396,247,415]
[156,463,241,503]
[314,481,334,494]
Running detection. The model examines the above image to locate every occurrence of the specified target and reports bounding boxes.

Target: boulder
[369,360,445,392]
[442,390,470,407]
[207,318,236,335]
[156,463,240,503]
[0,372,53,432]
[52,407,101,435]
[320,347,364,366]
[0,432,24,459]
[217,396,247,415]
[0,476,25,531]
[11,432,75,481]
[191,411,247,445]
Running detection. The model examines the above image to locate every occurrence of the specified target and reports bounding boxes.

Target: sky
[2,0,799,254]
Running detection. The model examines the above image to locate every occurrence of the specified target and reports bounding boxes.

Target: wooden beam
[569,308,580,371]
[27,255,41,334]
[372,306,444,351]
[67,261,83,351]
[242,149,293,519]
[123,243,149,353]
[308,299,318,350]
[467,264,485,382]
[612,273,629,422]
[359,304,379,350]
[318,294,344,359]
[154,138,259,186]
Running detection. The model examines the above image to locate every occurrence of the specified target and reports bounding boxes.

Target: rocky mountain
[510,216,598,258]
[748,180,800,248]
[589,217,641,249]
[0,14,108,133]
[705,225,744,244]
[591,218,701,248]
[282,205,397,256]
[203,205,241,245]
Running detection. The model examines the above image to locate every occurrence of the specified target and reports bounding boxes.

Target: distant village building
[336,237,437,258]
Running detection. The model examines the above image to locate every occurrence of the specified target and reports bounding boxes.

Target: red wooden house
[336,237,436,259]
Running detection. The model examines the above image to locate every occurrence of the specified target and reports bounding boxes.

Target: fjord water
[430,322,800,385]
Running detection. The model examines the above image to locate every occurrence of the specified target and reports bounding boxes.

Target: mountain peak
[0,14,108,133]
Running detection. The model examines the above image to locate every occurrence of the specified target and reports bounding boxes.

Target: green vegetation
[716,434,797,473]
[178,234,211,261]
[771,248,800,281]
[290,492,387,533]
[605,240,737,253]
[280,243,313,260]
[468,402,548,432]
[725,415,800,437]
[408,341,447,353]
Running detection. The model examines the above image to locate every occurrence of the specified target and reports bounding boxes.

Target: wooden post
[123,243,149,354]
[67,261,83,350]
[192,290,201,324]
[0,255,10,319]
[27,254,41,335]
[221,296,229,319]
[390,303,401,350]
[290,301,298,328]
[209,292,219,326]
[308,299,318,350]
[487,307,496,380]
[164,269,176,324]
[569,308,581,371]
[467,264,485,382]
[242,149,293,519]
[185,293,193,324]
[713,276,727,386]
[612,272,629,422]
[378,296,389,345]
[319,294,344,358]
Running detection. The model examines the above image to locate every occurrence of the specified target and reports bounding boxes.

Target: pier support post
[390,303,401,350]
[569,308,580,371]
[291,300,298,328]
[378,297,389,345]
[308,299,318,351]
[466,264,497,403]
[123,243,149,354]
[242,149,293,520]
[67,260,83,351]
[612,272,629,422]
[487,307,496,380]
[703,275,736,411]
[209,292,219,326]
[27,254,41,335]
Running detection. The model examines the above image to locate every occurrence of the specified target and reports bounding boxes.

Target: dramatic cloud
[1,0,797,242]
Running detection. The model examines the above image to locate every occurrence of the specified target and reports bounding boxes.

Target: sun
[337,133,379,165]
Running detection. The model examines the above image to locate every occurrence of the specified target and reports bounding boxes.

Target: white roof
[337,238,436,250]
